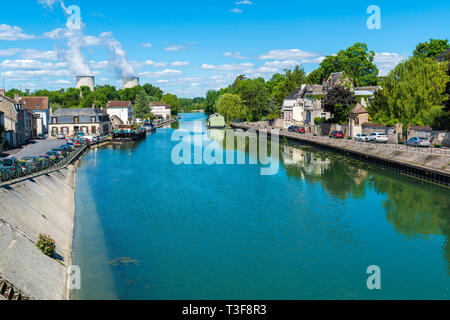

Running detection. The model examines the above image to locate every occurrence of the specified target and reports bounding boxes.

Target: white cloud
[263,60,300,69]
[259,49,319,60]
[374,52,407,76]
[301,56,325,64]
[224,52,247,59]
[170,61,190,67]
[37,0,59,9]
[144,60,168,68]
[157,80,169,83]
[164,44,184,52]
[3,69,71,80]
[141,43,152,48]
[0,48,58,60]
[0,24,36,41]
[0,59,67,70]
[139,69,183,78]
[230,8,243,13]
[201,63,254,71]
[236,0,252,4]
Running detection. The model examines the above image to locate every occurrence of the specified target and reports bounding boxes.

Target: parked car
[0,158,20,178]
[46,151,61,162]
[39,155,53,167]
[37,133,46,140]
[57,133,66,139]
[355,133,369,142]
[53,147,69,157]
[21,157,42,171]
[369,132,389,143]
[330,131,344,139]
[296,127,306,134]
[288,126,295,132]
[0,163,12,181]
[17,160,34,176]
[406,137,431,147]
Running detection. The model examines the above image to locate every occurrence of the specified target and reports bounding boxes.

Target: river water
[72,113,449,300]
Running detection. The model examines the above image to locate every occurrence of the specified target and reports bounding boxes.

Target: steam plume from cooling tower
[100,32,137,79]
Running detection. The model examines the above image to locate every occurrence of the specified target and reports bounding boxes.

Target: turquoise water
[72,113,450,300]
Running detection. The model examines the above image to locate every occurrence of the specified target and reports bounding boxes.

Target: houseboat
[207,113,226,129]
[112,125,146,144]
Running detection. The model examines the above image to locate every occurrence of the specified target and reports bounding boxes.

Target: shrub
[36,234,56,257]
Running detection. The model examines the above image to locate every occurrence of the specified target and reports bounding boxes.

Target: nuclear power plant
[76,76,95,92]
[123,77,140,89]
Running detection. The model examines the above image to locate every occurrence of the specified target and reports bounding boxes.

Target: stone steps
[0,277,28,301]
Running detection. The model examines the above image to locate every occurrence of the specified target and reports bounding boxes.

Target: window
[91,116,96,123]
[74,116,79,124]
[51,127,58,137]
[62,127,68,134]
[82,126,88,134]
[91,126,97,134]
[52,117,57,124]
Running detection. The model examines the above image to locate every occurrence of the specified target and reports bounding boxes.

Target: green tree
[305,68,324,84]
[142,83,164,100]
[370,57,449,127]
[134,91,151,119]
[62,88,81,108]
[162,93,180,115]
[444,62,450,112]
[216,94,248,121]
[413,39,450,59]
[271,66,306,108]
[233,77,270,121]
[320,42,379,86]
[205,90,220,115]
[323,86,357,123]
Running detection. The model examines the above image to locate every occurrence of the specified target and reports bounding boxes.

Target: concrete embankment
[231,123,450,186]
[0,165,76,300]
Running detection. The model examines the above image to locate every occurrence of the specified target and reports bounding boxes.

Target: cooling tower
[76,76,95,92]
[123,77,140,89]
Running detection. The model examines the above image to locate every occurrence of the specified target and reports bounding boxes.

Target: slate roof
[53,107,107,117]
[21,97,49,111]
[285,87,304,100]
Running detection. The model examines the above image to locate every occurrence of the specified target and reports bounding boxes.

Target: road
[1,139,66,159]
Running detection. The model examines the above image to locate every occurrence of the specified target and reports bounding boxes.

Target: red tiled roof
[106,101,131,108]
[21,97,49,111]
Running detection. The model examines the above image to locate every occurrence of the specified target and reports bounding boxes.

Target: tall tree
[271,66,306,108]
[414,39,450,59]
[162,93,180,115]
[305,68,324,84]
[370,57,449,126]
[323,86,357,123]
[134,91,151,119]
[216,94,248,121]
[204,90,220,115]
[320,42,379,86]
[444,62,450,112]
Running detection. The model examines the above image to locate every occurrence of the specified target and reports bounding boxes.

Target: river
[72,113,450,300]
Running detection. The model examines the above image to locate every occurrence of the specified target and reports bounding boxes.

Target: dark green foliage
[413,39,450,59]
[323,86,357,123]
[36,234,56,257]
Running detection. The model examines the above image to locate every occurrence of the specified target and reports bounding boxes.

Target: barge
[112,125,146,144]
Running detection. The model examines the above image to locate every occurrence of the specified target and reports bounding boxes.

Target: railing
[231,123,450,157]
[0,137,107,187]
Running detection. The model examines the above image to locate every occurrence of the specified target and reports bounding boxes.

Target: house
[437,48,450,62]
[348,103,369,138]
[150,102,171,119]
[105,101,134,125]
[0,111,4,151]
[23,108,37,140]
[323,71,353,91]
[0,89,25,147]
[49,106,111,138]
[282,86,305,127]
[110,115,124,130]
[21,96,50,135]
[298,84,330,125]
[354,86,381,109]
[207,113,226,128]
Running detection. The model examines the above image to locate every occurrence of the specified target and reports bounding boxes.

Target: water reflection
[280,142,450,274]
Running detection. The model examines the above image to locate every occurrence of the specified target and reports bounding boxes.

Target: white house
[149,102,171,120]
[21,96,50,135]
[105,101,134,125]
[282,85,305,128]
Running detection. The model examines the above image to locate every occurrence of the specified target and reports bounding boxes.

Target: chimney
[14,94,20,103]
[0,88,4,96]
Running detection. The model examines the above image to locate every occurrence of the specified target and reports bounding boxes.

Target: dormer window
[52,117,58,124]
[74,116,79,124]
[91,116,96,123]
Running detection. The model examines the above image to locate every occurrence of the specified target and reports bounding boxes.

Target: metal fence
[234,123,450,157]
[0,138,106,187]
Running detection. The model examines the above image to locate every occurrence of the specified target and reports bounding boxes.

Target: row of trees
[369,39,450,129]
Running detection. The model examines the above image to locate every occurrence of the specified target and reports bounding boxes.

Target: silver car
[406,137,431,147]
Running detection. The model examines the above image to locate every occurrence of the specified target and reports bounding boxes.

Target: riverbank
[231,122,450,186]
[0,165,76,300]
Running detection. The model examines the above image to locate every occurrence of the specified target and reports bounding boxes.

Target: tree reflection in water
[281,142,450,275]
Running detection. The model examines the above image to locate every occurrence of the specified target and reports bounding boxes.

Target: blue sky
[0,0,449,97]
